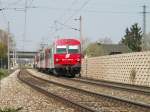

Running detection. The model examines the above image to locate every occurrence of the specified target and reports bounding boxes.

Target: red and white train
[34,38,82,77]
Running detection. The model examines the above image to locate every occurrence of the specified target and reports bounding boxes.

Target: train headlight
[77,58,80,62]
[56,58,59,62]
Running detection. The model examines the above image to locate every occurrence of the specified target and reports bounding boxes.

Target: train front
[54,38,81,77]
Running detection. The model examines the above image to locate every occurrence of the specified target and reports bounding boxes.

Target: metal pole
[7,22,10,71]
[142,5,146,50]
[15,48,16,67]
[13,48,15,68]
[79,16,83,53]
[143,5,146,37]
[23,0,27,51]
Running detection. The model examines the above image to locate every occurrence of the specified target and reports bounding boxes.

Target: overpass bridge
[10,51,37,59]
[10,51,37,67]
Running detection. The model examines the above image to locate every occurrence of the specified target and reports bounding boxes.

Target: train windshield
[68,45,80,53]
[56,45,67,53]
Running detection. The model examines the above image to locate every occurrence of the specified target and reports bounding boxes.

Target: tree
[121,23,142,52]
[0,29,14,69]
[0,42,7,68]
[0,42,7,58]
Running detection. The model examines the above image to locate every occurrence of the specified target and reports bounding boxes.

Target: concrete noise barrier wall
[81,51,150,87]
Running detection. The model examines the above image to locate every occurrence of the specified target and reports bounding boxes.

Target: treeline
[84,23,150,57]
[0,43,8,68]
[0,29,9,68]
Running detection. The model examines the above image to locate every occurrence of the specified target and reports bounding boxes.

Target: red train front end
[53,38,81,77]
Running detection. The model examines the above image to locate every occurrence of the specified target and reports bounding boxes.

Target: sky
[0,0,150,51]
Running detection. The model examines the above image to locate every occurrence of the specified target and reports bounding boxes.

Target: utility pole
[15,46,17,66]
[141,5,149,50]
[15,47,17,65]
[13,45,15,68]
[142,5,146,50]
[22,0,27,51]
[13,41,16,68]
[75,16,83,53]
[7,22,10,71]
[79,16,83,52]
[143,5,146,37]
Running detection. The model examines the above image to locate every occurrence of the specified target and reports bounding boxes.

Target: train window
[41,53,44,60]
[56,45,67,53]
[40,53,43,60]
[49,49,51,58]
[68,45,79,53]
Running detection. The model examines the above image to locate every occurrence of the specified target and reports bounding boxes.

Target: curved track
[18,70,95,112]
[71,77,150,95]
[18,70,150,112]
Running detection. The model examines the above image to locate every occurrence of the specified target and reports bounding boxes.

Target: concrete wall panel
[81,51,150,87]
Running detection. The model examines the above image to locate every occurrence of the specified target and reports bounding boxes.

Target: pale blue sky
[0,0,150,51]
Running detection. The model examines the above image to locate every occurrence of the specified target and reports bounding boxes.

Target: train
[34,38,82,77]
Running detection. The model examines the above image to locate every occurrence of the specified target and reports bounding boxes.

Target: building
[85,42,131,57]
[101,44,131,55]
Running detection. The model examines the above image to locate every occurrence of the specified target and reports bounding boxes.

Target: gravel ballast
[27,69,150,105]
[0,70,74,112]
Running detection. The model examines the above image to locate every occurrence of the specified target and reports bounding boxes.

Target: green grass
[0,69,8,80]
[0,107,22,112]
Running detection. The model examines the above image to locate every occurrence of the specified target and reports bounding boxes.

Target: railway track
[34,70,150,105]
[18,70,95,112]
[18,69,150,112]
[71,77,150,95]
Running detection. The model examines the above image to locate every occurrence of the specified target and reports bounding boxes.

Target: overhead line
[55,20,80,31]
[52,0,90,38]
[64,0,91,24]
[57,0,78,21]
[43,0,79,43]
[2,6,149,14]
[0,0,8,24]
[47,0,90,40]
[28,0,35,7]
[2,5,147,15]
[6,0,23,7]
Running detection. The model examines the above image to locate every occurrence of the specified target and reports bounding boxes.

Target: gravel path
[0,70,75,112]
[27,69,150,105]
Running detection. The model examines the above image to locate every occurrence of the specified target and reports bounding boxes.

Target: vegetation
[121,23,142,52]
[84,42,103,57]
[0,42,7,58]
[0,107,22,112]
[0,29,12,69]
[0,69,8,80]
[0,30,7,69]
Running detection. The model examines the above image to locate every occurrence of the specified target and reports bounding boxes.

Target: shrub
[0,69,8,80]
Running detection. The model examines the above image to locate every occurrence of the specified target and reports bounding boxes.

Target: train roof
[54,38,80,45]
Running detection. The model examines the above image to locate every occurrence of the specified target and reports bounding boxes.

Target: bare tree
[97,37,113,44]
[82,37,91,50]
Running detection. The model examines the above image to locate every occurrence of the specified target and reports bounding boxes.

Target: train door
[45,49,49,69]
[50,47,55,68]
